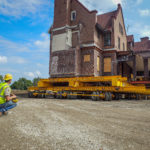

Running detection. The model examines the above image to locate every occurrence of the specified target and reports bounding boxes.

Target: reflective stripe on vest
[0,83,10,104]
[0,84,9,94]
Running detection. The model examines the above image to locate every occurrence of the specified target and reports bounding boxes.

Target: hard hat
[4,73,13,81]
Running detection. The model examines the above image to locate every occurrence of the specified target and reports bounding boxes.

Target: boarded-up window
[104,57,111,72]
[84,55,90,62]
[97,56,100,71]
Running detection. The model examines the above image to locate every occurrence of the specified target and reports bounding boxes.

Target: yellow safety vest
[0,82,10,104]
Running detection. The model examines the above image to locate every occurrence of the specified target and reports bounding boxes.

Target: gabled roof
[97,4,123,31]
[97,10,117,30]
[134,37,150,51]
[127,35,134,43]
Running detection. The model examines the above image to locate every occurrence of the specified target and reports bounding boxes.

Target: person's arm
[5,94,16,101]
[4,87,16,101]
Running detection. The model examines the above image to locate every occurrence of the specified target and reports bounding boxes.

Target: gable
[113,7,127,51]
[114,9,126,36]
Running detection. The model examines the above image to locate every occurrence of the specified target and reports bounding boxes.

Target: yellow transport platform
[28,76,150,101]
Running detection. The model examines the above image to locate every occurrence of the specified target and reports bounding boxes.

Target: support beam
[133,55,136,80]
[143,58,149,80]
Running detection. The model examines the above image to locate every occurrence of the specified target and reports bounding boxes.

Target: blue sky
[0,0,150,81]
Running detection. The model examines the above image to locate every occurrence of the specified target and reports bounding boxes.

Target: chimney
[141,37,149,42]
[118,3,121,9]
[66,0,71,25]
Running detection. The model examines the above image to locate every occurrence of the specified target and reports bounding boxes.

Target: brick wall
[50,49,75,77]
[81,49,94,76]
[50,0,129,78]
[70,0,97,44]
[94,50,103,76]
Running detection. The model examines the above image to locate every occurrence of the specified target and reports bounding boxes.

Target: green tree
[33,77,40,86]
[0,75,3,83]
[11,78,33,90]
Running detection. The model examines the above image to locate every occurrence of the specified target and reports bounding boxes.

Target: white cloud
[25,70,41,79]
[0,0,50,18]
[79,0,122,13]
[0,36,30,52]
[141,25,150,37]
[35,70,41,77]
[136,0,143,5]
[37,63,44,67]
[34,32,49,52]
[139,9,150,16]
[78,0,146,13]
[0,56,7,64]
[25,72,35,78]
[127,22,150,41]
[112,0,122,5]
[9,56,27,64]
[0,33,49,54]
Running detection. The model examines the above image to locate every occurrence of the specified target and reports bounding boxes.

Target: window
[119,23,123,35]
[71,11,76,21]
[104,32,111,46]
[84,55,90,62]
[97,56,100,71]
[97,30,100,39]
[118,37,120,49]
[123,43,125,51]
[104,57,111,72]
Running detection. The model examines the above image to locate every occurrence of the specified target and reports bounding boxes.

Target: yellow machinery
[28,76,150,100]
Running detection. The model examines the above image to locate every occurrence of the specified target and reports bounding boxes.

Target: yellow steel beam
[28,76,150,95]
[38,76,127,83]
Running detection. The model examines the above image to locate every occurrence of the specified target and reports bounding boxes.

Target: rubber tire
[96,91,100,101]
[108,92,112,101]
[91,92,97,101]
[105,92,110,101]
[28,92,33,98]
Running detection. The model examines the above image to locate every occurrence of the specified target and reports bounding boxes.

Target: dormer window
[71,11,76,21]
[104,32,111,46]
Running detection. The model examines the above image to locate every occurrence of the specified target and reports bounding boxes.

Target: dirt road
[0,98,150,150]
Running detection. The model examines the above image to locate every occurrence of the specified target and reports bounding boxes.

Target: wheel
[37,94,42,98]
[56,91,62,99]
[108,92,112,101]
[28,92,33,98]
[105,92,112,101]
[96,92,100,101]
[114,93,119,100]
[136,94,140,100]
[70,92,77,99]
[67,92,71,99]
[91,92,97,101]
[41,94,45,98]
[105,92,109,101]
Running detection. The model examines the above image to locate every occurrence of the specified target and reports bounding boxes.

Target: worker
[0,74,17,117]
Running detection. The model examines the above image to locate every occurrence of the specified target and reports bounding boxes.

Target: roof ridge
[97,10,117,17]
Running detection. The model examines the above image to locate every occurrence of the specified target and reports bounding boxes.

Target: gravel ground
[0,98,150,150]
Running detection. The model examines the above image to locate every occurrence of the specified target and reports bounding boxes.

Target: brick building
[49,0,148,79]
[133,37,150,79]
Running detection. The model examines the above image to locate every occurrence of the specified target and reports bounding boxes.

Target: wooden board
[97,56,100,71]
[104,57,111,72]
[84,55,90,62]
